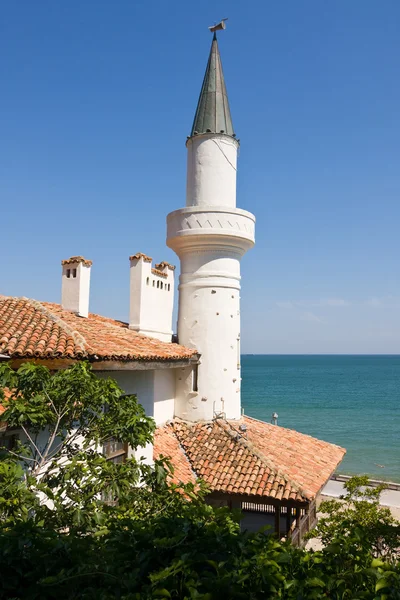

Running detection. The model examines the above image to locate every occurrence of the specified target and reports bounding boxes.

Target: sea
[241,355,400,483]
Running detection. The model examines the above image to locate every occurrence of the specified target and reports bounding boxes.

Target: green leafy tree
[309,476,400,560]
[0,361,158,530]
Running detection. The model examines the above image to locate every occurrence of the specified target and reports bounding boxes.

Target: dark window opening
[103,438,128,464]
[0,434,18,451]
[192,364,198,392]
[66,269,71,278]
[72,268,77,278]
[102,438,128,505]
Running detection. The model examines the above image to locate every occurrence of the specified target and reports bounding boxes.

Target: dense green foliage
[0,362,399,599]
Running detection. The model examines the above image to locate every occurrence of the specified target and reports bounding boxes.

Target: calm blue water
[241,355,400,482]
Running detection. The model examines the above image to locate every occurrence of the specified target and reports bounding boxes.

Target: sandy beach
[320,494,400,520]
[321,479,400,520]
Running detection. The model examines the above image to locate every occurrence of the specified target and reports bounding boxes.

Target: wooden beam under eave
[275,506,281,537]
[90,357,197,371]
[10,358,78,370]
[286,507,292,535]
[9,355,199,372]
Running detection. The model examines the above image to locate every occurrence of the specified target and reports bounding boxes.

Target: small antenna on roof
[208,18,228,33]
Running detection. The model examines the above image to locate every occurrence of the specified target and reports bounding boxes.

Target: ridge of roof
[165,420,199,483]
[28,298,88,354]
[154,423,198,487]
[214,418,306,498]
[0,296,85,359]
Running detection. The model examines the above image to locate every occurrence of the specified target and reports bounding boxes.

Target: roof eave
[90,355,200,371]
[8,354,200,371]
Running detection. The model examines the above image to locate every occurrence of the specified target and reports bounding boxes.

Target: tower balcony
[167,206,255,257]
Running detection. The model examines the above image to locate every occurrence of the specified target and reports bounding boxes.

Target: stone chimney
[61,256,92,318]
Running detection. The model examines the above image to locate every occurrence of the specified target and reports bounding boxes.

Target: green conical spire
[190,33,235,138]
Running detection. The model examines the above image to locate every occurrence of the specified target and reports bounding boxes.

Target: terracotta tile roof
[61,256,92,267]
[0,296,197,363]
[154,417,345,502]
[0,388,11,416]
[243,416,345,498]
[129,253,152,263]
[154,426,196,486]
[155,262,176,271]
[151,268,168,278]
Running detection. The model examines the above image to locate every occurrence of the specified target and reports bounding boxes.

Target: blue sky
[1,1,399,354]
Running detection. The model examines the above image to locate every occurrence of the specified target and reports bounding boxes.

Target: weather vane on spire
[208,18,228,33]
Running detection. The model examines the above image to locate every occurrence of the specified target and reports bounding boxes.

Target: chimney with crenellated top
[61,256,92,318]
[129,253,175,342]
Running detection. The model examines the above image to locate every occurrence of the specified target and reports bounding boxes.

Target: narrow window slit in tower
[66,269,71,278]
[160,282,163,289]
[72,268,77,278]
[157,281,160,289]
[146,277,149,285]
[192,364,198,392]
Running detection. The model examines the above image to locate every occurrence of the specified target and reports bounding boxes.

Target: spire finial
[208,18,228,34]
[190,19,235,139]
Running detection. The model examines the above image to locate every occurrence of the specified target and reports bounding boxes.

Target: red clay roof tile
[129,253,152,263]
[61,256,92,267]
[151,269,168,278]
[154,426,196,486]
[0,296,197,363]
[154,416,345,502]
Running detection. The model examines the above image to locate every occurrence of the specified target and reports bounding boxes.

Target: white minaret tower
[167,30,255,422]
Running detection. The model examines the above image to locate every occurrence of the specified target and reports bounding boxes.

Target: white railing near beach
[331,474,400,492]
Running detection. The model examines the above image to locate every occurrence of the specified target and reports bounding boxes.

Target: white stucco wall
[153,369,175,425]
[129,256,174,342]
[108,370,154,416]
[61,261,91,318]
[104,369,175,427]
[174,250,242,421]
[98,369,176,464]
[186,133,239,208]
[97,370,155,464]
